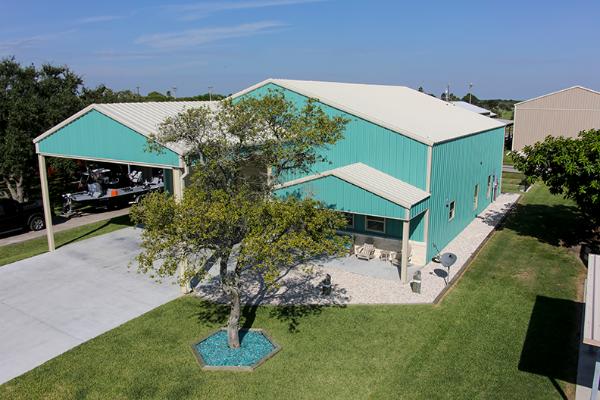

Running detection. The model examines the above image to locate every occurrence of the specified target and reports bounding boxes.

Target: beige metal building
[512,86,600,150]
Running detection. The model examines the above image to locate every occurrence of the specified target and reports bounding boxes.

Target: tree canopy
[512,129,600,224]
[131,91,350,348]
[0,57,83,201]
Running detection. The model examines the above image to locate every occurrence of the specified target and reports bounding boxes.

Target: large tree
[131,91,350,348]
[0,57,83,201]
[512,129,600,224]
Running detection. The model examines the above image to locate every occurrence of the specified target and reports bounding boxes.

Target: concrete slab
[0,227,180,385]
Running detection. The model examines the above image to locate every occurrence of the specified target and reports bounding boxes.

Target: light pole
[208,86,214,101]
[468,83,473,103]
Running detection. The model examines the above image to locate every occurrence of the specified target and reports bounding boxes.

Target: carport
[33,101,217,289]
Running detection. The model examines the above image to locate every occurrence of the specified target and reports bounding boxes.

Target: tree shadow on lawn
[499,202,599,264]
[519,295,583,399]
[194,263,348,333]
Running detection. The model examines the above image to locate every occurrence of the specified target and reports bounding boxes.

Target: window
[473,184,479,210]
[486,175,492,198]
[448,201,456,221]
[343,212,354,228]
[365,216,385,233]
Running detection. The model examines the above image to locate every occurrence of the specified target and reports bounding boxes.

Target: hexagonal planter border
[190,328,281,372]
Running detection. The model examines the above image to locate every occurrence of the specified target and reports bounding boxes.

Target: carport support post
[38,155,55,252]
[401,219,410,284]
[172,168,191,293]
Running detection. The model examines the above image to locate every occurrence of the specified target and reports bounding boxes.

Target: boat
[61,167,164,217]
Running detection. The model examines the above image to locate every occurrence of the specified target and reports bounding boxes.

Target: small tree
[131,91,350,348]
[512,129,600,224]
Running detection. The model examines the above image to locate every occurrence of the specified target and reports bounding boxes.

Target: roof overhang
[275,163,430,210]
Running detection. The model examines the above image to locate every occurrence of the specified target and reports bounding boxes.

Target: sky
[1,0,599,99]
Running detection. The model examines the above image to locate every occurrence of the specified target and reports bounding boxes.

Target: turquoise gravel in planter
[191,328,280,371]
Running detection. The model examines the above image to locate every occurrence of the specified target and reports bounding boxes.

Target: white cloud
[77,15,125,24]
[135,21,285,49]
[168,0,324,20]
[0,30,76,53]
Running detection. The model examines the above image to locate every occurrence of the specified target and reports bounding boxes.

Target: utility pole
[208,86,214,101]
[468,83,473,103]
[136,86,140,96]
[446,83,450,102]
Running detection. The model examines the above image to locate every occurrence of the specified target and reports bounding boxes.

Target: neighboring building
[512,86,600,151]
[234,79,505,281]
[451,101,497,117]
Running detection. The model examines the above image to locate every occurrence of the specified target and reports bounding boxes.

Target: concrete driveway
[0,227,180,384]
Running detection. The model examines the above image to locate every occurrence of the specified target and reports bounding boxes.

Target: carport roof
[34,101,220,155]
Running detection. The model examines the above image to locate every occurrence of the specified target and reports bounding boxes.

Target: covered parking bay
[32,101,217,252]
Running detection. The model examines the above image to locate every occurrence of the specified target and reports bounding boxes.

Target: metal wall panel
[38,110,181,167]
[513,87,600,150]
[246,83,430,190]
[427,127,505,260]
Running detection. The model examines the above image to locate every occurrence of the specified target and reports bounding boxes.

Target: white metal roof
[451,101,497,117]
[515,85,600,106]
[232,79,505,145]
[34,101,220,155]
[275,162,430,209]
[584,254,600,347]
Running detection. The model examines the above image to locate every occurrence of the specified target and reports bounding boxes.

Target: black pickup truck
[0,198,46,234]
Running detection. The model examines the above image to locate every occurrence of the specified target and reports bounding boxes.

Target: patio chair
[356,238,375,261]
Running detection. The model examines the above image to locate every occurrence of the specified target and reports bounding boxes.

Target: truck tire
[28,214,45,231]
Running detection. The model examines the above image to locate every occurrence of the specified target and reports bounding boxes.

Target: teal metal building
[33,79,505,284]
[233,79,506,281]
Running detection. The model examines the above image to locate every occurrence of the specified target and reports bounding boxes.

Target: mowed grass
[0,185,586,399]
[0,214,133,266]
[502,171,528,193]
[503,150,514,165]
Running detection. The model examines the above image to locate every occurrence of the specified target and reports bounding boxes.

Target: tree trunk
[220,253,241,349]
[4,175,25,203]
[226,285,241,348]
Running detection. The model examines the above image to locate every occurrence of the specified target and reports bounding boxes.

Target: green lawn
[503,150,514,165]
[0,214,133,266]
[0,185,586,399]
[502,171,528,193]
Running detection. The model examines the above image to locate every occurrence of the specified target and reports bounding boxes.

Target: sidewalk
[0,208,130,247]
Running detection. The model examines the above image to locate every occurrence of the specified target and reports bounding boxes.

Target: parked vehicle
[0,198,46,234]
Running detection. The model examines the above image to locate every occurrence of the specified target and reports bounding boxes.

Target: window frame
[473,184,479,210]
[343,212,354,229]
[365,215,386,233]
[486,175,492,198]
[448,200,456,221]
